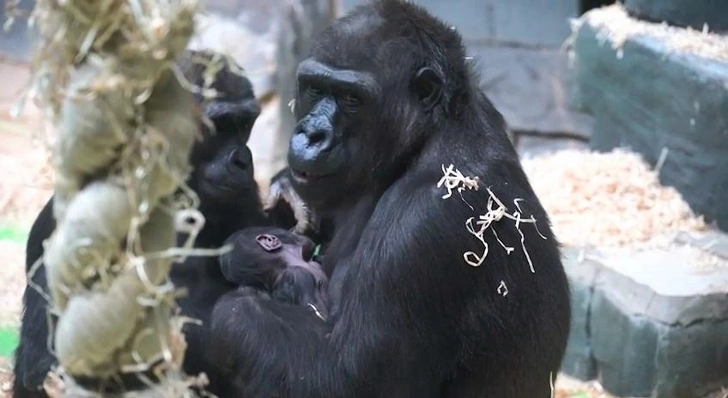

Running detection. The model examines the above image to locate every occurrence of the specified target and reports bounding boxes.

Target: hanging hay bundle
[23,0,214,395]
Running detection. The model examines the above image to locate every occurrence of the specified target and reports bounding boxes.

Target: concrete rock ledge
[624,0,728,33]
[561,231,728,397]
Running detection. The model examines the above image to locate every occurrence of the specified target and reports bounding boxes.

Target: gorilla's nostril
[233,158,247,169]
[307,129,327,146]
[228,149,248,170]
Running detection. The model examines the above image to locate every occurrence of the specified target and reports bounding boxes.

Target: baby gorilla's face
[220,227,329,319]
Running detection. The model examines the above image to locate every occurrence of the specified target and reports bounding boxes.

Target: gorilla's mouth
[291,169,331,183]
[200,177,251,199]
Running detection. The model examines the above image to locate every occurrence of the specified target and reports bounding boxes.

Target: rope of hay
[24,0,212,394]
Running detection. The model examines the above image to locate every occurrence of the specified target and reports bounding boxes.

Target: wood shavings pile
[554,375,614,398]
[573,4,728,62]
[521,148,707,248]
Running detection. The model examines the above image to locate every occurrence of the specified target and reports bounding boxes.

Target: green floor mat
[0,225,27,243]
[0,326,19,357]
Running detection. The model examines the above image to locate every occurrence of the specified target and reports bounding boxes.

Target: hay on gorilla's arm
[23,0,224,395]
[438,164,547,273]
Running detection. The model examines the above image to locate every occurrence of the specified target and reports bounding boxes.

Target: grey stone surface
[624,0,728,32]
[515,134,589,158]
[340,0,580,47]
[654,319,728,397]
[189,11,279,98]
[673,230,728,260]
[471,45,594,137]
[0,0,34,62]
[560,243,728,397]
[595,246,728,323]
[561,247,599,381]
[590,287,661,396]
[571,16,728,231]
[488,0,579,48]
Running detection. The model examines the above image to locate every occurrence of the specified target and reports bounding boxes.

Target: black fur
[218,226,328,314]
[210,1,571,397]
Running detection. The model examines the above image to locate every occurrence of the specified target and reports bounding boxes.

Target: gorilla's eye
[306,87,323,101]
[339,93,361,111]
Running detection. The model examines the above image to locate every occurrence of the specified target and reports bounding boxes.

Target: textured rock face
[624,0,728,32]
[0,0,34,62]
[561,235,728,398]
[472,45,594,141]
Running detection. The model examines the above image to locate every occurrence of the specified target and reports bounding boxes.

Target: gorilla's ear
[412,67,443,112]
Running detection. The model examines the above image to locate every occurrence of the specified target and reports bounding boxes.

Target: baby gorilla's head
[220,227,329,319]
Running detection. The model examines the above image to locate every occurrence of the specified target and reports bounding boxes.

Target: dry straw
[20,0,225,395]
[438,164,547,273]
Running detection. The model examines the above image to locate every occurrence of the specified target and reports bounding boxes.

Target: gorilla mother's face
[287,58,381,209]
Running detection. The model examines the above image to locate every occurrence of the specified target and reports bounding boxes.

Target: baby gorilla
[219,227,329,319]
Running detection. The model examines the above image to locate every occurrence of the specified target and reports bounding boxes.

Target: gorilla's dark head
[286,0,469,210]
[182,51,262,209]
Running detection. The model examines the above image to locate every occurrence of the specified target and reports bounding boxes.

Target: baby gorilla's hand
[220,226,329,319]
[272,265,328,320]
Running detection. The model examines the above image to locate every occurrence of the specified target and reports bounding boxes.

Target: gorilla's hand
[264,168,317,234]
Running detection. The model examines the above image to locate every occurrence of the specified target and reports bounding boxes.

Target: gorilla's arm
[208,183,480,397]
[15,196,56,393]
[25,197,55,273]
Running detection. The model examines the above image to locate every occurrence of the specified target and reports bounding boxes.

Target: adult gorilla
[207,1,571,397]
